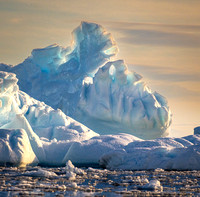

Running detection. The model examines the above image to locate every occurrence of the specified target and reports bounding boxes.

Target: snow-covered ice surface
[0,22,200,171]
[1,165,200,196]
[0,21,172,139]
[100,135,200,170]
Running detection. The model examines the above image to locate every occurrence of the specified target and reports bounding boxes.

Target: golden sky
[0,0,200,137]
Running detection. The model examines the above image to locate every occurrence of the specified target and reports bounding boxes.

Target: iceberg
[0,22,199,170]
[0,71,199,170]
[0,21,172,139]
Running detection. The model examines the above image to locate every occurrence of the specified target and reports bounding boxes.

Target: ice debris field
[0,22,199,169]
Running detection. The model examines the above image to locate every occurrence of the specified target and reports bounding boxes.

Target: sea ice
[0,21,172,139]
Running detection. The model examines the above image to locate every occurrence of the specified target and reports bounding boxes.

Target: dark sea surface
[0,166,200,196]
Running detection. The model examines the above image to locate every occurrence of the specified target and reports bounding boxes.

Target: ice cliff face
[0,21,172,139]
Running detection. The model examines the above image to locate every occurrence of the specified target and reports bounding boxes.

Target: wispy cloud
[130,64,200,82]
[120,29,200,48]
[107,22,200,48]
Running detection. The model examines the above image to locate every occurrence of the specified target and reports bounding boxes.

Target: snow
[0,22,199,170]
[0,21,172,139]
[99,135,200,170]
[63,134,138,165]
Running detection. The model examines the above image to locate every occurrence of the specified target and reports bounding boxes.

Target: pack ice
[0,21,172,139]
[0,22,200,170]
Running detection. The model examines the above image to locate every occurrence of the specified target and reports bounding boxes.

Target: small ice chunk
[66,171,76,180]
[65,160,85,179]
[24,168,57,178]
[154,168,164,172]
[140,179,163,191]
[68,182,78,188]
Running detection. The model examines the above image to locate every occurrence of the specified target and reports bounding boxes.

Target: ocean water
[0,166,200,196]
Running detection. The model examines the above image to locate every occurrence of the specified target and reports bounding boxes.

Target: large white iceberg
[0,22,199,170]
[0,69,200,170]
[0,22,172,139]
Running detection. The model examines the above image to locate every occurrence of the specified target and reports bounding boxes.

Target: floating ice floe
[23,168,57,178]
[0,21,172,139]
[138,180,163,192]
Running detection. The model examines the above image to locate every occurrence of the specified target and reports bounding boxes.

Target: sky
[0,0,200,137]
